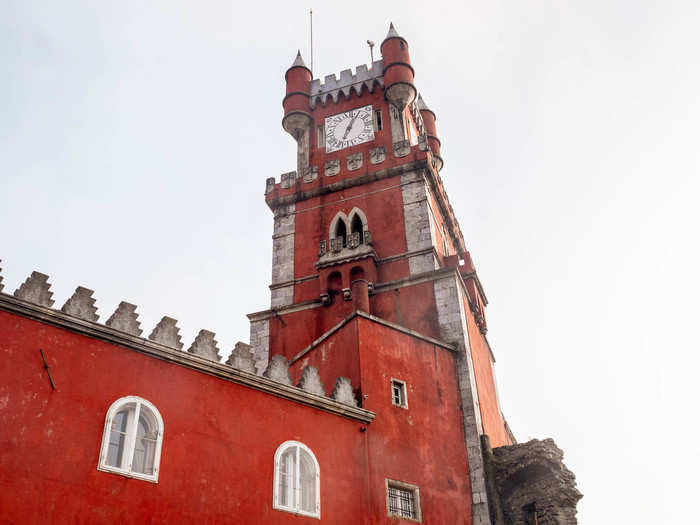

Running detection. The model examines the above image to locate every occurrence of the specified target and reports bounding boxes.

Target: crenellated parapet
[309,61,384,108]
[0,264,369,416]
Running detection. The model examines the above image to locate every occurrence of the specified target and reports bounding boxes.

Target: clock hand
[342,114,358,140]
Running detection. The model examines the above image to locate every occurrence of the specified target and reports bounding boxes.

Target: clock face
[324,105,375,153]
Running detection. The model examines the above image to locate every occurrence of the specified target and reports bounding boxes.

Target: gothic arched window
[98,396,164,483]
[273,441,320,518]
[335,219,347,248]
[351,214,364,244]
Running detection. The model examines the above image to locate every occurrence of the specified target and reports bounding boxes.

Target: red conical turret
[282,51,312,141]
[380,23,416,113]
[417,94,443,171]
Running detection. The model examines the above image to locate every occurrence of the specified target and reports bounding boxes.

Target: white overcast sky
[2,1,699,522]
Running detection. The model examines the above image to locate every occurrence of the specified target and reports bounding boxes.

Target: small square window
[391,379,407,409]
[386,479,421,522]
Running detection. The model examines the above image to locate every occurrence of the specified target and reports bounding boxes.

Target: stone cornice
[0,292,375,423]
[266,160,428,210]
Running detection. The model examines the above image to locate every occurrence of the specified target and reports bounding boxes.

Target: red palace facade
[0,24,581,525]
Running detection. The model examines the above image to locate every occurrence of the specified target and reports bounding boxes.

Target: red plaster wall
[356,317,472,524]
[289,319,361,398]
[0,311,371,524]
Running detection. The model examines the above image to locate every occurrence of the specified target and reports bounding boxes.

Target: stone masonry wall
[270,203,295,308]
[249,318,270,375]
[401,171,440,275]
[434,274,491,525]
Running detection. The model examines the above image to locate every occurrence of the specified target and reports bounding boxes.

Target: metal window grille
[388,486,415,519]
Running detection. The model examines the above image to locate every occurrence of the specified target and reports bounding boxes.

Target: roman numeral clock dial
[324,105,375,153]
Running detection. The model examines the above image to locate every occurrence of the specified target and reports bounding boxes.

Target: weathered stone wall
[482,436,582,525]
[270,203,295,307]
[249,318,270,374]
[401,170,440,275]
[433,274,491,525]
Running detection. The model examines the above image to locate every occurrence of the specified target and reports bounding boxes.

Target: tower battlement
[309,60,385,107]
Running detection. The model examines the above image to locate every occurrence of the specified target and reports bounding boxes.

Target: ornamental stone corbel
[324,159,341,177]
[347,152,363,171]
[370,146,386,164]
[393,140,411,158]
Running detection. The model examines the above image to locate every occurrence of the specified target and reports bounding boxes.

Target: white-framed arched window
[273,440,320,518]
[98,396,164,483]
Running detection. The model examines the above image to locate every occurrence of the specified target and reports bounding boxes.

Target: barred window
[386,479,421,522]
[273,441,320,518]
[98,396,164,483]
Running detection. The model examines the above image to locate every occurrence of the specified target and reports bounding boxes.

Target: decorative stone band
[0,288,375,423]
[267,159,467,258]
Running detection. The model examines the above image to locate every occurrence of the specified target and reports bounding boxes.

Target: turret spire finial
[385,22,401,40]
[291,50,307,69]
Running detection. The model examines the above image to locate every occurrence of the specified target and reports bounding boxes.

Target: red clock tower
[0,23,580,525]
[250,22,514,525]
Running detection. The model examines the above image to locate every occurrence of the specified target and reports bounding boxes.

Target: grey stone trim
[401,171,440,275]
[433,274,490,525]
[61,286,98,322]
[297,366,325,396]
[266,160,426,211]
[376,246,437,266]
[14,271,54,308]
[268,273,318,289]
[247,298,321,323]
[271,203,295,307]
[263,354,292,385]
[0,292,375,423]
[148,316,183,350]
[271,285,294,308]
[105,301,142,336]
[388,103,406,143]
[310,60,384,108]
[0,260,4,293]
[226,341,256,373]
[187,329,221,362]
[331,377,358,407]
[249,318,270,375]
[266,177,275,194]
[347,152,363,171]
